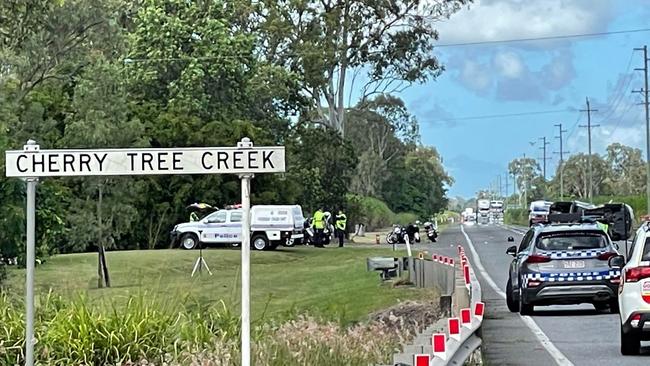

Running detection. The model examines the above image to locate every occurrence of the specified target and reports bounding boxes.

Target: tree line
[0,0,465,261]
[504,142,647,205]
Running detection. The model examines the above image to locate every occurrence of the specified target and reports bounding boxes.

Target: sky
[400,0,650,198]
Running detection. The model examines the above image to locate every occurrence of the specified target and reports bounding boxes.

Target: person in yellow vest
[312,206,326,248]
[189,212,200,222]
[597,221,609,235]
[335,209,347,247]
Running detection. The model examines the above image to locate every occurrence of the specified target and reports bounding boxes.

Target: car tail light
[597,252,617,261]
[526,254,551,264]
[527,279,542,287]
[631,314,642,328]
[624,267,650,282]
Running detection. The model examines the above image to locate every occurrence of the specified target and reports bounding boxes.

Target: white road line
[460,224,574,366]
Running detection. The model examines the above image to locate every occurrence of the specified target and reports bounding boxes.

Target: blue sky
[400,0,650,198]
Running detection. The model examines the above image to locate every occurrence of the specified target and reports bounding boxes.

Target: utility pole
[580,98,599,202]
[554,123,569,200]
[538,136,551,180]
[497,174,502,198]
[633,45,650,216]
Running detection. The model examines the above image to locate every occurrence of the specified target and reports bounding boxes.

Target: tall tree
[346,94,419,196]
[562,153,608,199]
[257,0,469,134]
[605,143,646,195]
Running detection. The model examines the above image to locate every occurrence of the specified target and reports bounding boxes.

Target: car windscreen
[531,204,549,212]
[536,232,607,251]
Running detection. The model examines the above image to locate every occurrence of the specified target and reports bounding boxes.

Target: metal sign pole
[24,140,39,366]
[238,137,253,366]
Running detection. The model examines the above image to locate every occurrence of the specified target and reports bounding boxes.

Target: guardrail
[393,245,484,366]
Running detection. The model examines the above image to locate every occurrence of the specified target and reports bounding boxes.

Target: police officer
[335,209,347,247]
[189,211,199,222]
[312,206,326,248]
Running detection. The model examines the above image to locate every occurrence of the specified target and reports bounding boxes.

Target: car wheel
[386,234,395,244]
[252,235,269,251]
[506,279,519,313]
[180,233,199,250]
[620,324,641,355]
[609,299,620,314]
[519,287,534,315]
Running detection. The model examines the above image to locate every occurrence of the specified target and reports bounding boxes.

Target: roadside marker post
[474,301,485,321]
[432,333,447,360]
[461,308,472,329]
[413,354,431,366]
[5,137,285,366]
[448,317,461,341]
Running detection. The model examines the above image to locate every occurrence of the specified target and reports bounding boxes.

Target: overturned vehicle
[547,201,634,241]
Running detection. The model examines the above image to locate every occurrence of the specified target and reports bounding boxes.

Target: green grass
[5,246,419,324]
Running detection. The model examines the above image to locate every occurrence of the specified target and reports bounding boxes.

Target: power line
[123,28,650,64]
[436,28,650,48]
[426,109,571,123]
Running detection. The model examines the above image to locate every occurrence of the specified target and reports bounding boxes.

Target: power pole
[538,136,551,180]
[633,45,650,216]
[504,172,509,202]
[554,123,569,200]
[580,97,599,202]
[497,174,502,198]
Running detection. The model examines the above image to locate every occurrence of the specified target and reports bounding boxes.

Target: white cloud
[458,59,493,93]
[493,51,523,78]
[435,0,615,47]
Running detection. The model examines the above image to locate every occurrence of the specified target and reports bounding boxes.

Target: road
[452,223,650,366]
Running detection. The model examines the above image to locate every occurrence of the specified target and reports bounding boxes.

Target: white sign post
[5,137,285,366]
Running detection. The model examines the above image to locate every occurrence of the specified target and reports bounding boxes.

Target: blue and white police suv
[609,222,650,355]
[505,215,623,316]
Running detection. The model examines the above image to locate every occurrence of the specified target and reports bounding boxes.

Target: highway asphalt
[455,223,650,366]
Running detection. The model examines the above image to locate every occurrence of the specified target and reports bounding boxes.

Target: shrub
[346,194,395,231]
[505,208,529,226]
[394,212,418,226]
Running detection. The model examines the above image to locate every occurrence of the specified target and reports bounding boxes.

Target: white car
[171,205,305,251]
[610,222,650,355]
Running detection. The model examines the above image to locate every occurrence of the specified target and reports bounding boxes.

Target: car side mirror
[202,218,210,224]
[608,255,625,269]
[506,245,517,257]
[507,236,514,242]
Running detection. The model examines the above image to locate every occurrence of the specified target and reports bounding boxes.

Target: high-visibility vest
[597,222,609,233]
[336,213,347,230]
[313,210,325,229]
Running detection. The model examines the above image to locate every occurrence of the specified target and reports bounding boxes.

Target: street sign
[6,138,283,366]
[5,146,285,177]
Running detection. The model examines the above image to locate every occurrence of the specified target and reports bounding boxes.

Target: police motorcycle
[303,213,334,245]
[423,221,438,242]
[322,211,334,245]
[406,221,422,243]
[386,225,408,245]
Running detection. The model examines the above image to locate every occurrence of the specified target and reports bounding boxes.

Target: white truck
[477,199,491,224]
[490,200,504,222]
[171,205,305,251]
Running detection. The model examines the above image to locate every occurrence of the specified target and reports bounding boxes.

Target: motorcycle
[406,222,421,243]
[423,221,438,242]
[386,225,411,245]
[303,216,333,245]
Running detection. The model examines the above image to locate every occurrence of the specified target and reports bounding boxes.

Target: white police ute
[171,205,305,251]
